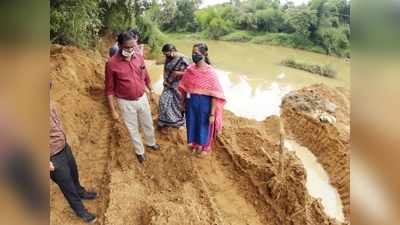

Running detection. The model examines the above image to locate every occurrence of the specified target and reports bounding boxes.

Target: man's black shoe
[136,154,146,163]
[78,211,97,224]
[80,191,97,200]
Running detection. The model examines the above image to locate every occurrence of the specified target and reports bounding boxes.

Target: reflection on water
[152,65,291,121]
[285,139,345,222]
[215,69,291,120]
[149,38,350,121]
[170,38,350,89]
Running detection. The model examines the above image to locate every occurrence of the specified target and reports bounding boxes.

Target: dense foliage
[51,0,164,52]
[153,0,350,57]
[50,0,102,47]
[50,0,350,57]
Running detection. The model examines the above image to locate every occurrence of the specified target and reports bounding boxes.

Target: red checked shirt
[105,53,151,100]
[49,100,66,157]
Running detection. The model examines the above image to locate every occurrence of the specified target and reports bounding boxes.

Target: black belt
[50,143,67,159]
[119,93,144,101]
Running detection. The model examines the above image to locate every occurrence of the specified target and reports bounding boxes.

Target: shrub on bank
[50,0,101,48]
[205,17,233,39]
[251,33,312,47]
[136,16,166,59]
[281,58,337,78]
[220,31,253,42]
[166,32,206,40]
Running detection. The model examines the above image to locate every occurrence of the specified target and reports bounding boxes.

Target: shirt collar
[117,52,137,62]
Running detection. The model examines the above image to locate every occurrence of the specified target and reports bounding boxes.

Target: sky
[200,0,311,8]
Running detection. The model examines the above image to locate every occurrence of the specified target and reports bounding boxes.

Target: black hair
[193,43,211,65]
[162,43,177,53]
[128,28,140,40]
[117,32,135,46]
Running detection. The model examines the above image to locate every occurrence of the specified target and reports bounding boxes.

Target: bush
[321,64,336,78]
[250,33,326,52]
[50,0,101,48]
[206,17,233,39]
[316,27,349,56]
[250,33,277,44]
[281,58,337,78]
[220,31,253,42]
[308,45,327,55]
[136,16,166,58]
[166,32,206,40]
[100,2,133,34]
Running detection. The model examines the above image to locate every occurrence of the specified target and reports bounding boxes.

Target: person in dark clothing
[109,28,143,57]
[50,94,97,223]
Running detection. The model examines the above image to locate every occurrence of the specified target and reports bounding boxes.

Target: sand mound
[50,45,349,225]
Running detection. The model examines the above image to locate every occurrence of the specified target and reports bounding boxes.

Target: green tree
[255,8,283,32]
[207,17,233,39]
[175,0,201,32]
[236,12,257,30]
[100,0,152,33]
[136,16,166,55]
[195,7,218,31]
[284,6,317,38]
[51,0,102,47]
[156,0,201,32]
[156,0,178,31]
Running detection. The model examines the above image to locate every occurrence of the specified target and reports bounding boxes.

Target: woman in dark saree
[158,44,190,130]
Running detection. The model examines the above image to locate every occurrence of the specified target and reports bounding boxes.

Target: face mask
[192,53,204,63]
[121,49,134,58]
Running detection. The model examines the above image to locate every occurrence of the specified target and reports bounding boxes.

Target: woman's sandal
[198,150,210,158]
[195,147,203,154]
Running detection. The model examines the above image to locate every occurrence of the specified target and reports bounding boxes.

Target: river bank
[50,43,350,225]
[165,32,350,58]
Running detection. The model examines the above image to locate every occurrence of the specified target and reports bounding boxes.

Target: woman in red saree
[179,43,226,156]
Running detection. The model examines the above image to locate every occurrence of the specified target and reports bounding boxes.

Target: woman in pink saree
[179,43,226,156]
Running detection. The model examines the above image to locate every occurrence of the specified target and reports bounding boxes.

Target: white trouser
[118,95,156,155]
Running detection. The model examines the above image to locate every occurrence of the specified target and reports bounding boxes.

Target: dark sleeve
[140,57,151,86]
[109,44,119,57]
[180,57,190,70]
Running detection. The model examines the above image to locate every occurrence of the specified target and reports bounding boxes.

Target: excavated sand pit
[281,84,350,220]
[50,45,350,225]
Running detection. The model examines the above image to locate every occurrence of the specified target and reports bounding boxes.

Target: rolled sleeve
[143,68,151,86]
[140,58,151,86]
[105,61,115,96]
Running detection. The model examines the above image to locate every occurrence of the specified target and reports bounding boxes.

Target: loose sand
[50,44,349,225]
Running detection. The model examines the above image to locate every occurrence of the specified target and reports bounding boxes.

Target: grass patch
[251,33,327,55]
[220,31,253,42]
[281,58,337,78]
[165,32,206,40]
[165,32,342,57]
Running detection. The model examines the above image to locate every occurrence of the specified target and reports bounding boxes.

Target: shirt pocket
[139,64,146,80]
[115,69,131,81]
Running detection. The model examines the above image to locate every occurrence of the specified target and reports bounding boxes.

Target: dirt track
[50,44,349,225]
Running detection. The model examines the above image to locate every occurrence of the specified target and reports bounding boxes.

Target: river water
[147,39,349,222]
[148,39,350,120]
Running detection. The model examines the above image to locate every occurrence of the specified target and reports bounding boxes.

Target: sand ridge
[50,44,349,225]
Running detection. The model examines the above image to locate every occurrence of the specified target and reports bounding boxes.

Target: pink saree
[179,63,226,151]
